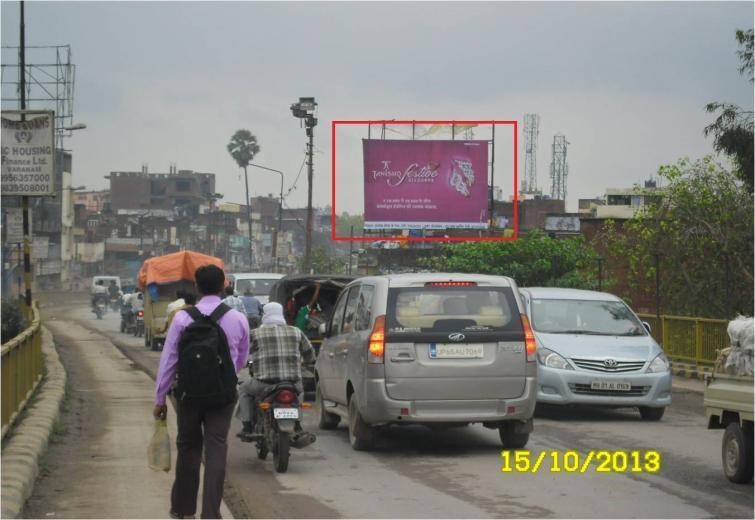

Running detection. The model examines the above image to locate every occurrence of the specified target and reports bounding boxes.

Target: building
[577,197,605,215]
[107,165,216,217]
[493,198,566,232]
[593,180,664,219]
[74,190,111,213]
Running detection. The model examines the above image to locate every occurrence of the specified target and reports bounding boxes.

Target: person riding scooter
[236,302,316,447]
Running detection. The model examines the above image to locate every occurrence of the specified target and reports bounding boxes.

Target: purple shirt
[155,295,250,406]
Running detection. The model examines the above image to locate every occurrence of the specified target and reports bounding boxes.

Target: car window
[235,278,276,297]
[387,287,519,333]
[530,299,645,336]
[354,285,375,331]
[342,286,362,334]
[330,287,351,337]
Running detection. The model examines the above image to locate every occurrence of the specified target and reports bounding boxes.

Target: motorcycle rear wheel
[273,431,290,473]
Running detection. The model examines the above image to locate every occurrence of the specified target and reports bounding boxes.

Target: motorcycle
[133,309,145,337]
[110,296,120,312]
[253,382,317,473]
[93,300,106,320]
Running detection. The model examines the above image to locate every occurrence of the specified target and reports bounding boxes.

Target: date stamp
[500,450,661,474]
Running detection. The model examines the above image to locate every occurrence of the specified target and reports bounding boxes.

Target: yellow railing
[637,313,728,365]
[1,301,44,439]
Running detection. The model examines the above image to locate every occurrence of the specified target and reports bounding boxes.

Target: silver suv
[315,273,537,450]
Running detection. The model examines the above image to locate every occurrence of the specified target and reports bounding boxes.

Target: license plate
[591,380,631,391]
[429,343,484,359]
[273,408,299,419]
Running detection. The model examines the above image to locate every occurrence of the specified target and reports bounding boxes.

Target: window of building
[175,180,191,192]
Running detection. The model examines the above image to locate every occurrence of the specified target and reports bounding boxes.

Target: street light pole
[290,97,317,273]
[249,163,284,271]
[243,165,254,269]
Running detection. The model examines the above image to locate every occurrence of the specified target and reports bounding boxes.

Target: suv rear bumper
[359,377,537,426]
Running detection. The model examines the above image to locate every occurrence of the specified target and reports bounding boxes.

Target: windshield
[531,298,645,336]
[235,278,277,297]
[387,287,520,334]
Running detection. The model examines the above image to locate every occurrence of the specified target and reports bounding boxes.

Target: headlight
[646,353,670,373]
[536,348,573,370]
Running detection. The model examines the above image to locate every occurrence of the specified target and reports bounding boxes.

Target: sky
[1,1,753,216]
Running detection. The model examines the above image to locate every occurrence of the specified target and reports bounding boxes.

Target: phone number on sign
[501,450,661,474]
[1,184,51,193]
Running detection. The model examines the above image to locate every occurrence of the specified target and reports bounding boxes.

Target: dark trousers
[171,399,236,519]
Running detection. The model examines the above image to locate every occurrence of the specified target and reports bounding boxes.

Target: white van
[229,272,285,304]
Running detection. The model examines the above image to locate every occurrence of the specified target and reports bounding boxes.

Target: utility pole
[348,225,354,275]
[243,165,254,269]
[290,97,317,272]
[19,0,32,314]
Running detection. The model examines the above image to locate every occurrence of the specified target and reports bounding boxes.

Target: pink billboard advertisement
[363,139,489,229]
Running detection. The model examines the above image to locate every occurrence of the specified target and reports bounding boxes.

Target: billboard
[1,110,56,196]
[363,139,488,230]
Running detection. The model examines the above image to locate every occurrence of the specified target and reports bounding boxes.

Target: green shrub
[1,301,26,342]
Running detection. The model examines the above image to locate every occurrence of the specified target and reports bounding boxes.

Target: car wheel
[499,422,530,449]
[316,384,340,430]
[639,406,665,421]
[723,422,754,484]
[348,395,375,451]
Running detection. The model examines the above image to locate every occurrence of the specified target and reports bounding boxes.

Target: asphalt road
[41,296,754,519]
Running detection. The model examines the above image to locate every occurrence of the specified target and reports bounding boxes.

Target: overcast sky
[2,1,752,215]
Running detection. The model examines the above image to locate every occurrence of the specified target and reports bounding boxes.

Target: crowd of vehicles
[91,254,750,484]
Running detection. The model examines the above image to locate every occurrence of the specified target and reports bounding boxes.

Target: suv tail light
[520,314,537,361]
[368,315,386,364]
[275,390,296,404]
[424,281,477,287]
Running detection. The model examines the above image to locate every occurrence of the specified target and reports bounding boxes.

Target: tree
[421,230,599,288]
[335,212,364,237]
[227,130,260,267]
[595,157,754,318]
[705,29,754,193]
[299,246,346,274]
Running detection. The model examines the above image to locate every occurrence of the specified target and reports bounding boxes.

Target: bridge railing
[1,301,44,439]
[637,313,729,365]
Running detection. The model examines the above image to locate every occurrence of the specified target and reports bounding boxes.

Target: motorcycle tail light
[137,310,144,317]
[276,390,296,404]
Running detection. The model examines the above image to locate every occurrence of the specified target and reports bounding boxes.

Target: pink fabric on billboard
[363,139,489,229]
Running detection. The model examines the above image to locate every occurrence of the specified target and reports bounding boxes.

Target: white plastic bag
[147,418,171,472]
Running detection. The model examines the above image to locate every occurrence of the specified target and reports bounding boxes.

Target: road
[37,296,755,518]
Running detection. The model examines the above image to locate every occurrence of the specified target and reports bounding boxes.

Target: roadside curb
[1,327,67,519]
[670,361,712,381]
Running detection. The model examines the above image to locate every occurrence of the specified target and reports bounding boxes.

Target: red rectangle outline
[331,120,518,242]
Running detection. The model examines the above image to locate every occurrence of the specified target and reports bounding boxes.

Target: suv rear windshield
[387,286,521,334]
[235,278,277,297]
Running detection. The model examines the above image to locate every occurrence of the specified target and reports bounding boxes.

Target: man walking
[154,265,249,519]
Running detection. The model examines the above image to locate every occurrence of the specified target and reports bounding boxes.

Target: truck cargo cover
[137,250,225,289]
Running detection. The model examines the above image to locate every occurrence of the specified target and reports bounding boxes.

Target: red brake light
[425,281,477,287]
[137,310,144,317]
[520,314,537,361]
[368,315,386,364]
[276,390,296,404]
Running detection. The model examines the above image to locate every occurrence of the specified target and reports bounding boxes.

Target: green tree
[705,29,754,192]
[227,129,260,267]
[421,230,599,288]
[335,212,364,237]
[300,246,346,274]
[595,157,754,318]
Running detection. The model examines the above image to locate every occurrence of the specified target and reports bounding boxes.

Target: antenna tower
[522,114,539,193]
[550,134,569,201]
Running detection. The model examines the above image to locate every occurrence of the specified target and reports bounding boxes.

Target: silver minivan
[315,273,537,450]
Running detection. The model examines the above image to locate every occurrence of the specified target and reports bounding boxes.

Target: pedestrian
[221,286,246,315]
[153,265,249,519]
[235,302,316,448]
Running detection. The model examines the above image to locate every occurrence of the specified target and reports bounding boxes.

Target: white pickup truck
[704,366,754,483]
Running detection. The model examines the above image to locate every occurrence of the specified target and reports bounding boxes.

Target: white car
[228,272,285,304]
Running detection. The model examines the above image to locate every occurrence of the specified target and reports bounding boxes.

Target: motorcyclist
[108,280,120,300]
[92,280,108,309]
[236,302,315,446]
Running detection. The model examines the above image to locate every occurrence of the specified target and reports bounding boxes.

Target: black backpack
[175,304,238,408]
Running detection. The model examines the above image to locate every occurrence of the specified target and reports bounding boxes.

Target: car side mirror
[318,322,329,337]
[642,321,652,333]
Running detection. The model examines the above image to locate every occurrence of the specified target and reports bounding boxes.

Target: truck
[703,317,754,484]
[137,250,225,351]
